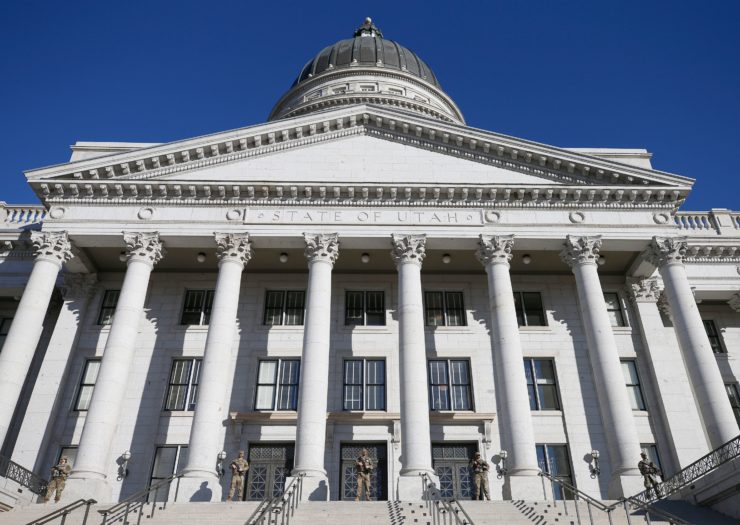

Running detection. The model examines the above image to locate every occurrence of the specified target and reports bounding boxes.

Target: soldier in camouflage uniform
[355,449,374,501]
[226,451,249,502]
[469,452,490,500]
[44,456,72,503]
[638,452,662,499]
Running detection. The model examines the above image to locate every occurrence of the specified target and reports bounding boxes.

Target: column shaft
[0,231,72,449]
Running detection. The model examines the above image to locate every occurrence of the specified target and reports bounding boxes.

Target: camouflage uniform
[227,452,249,501]
[469,453,490,500]
[45,458,72,503]
[638,455,662,499]
[355,452,374,501]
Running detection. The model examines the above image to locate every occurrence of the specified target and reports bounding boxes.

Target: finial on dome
[354,17,383,38]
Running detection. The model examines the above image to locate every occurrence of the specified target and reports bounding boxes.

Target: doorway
[245,443,294,500]
[432,443,476,500]
[339,443,387,501]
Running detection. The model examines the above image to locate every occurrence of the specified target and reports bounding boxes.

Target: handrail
[98,474,182,525]
[0,454,49,495]
[419,472,474,525]
[614,495,691,525]
[538,470,610,511]
[248,473,304,525]
[630,434,740,505]
[25,498,96,525]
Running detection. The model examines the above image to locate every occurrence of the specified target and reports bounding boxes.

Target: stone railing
[1,203,46,230]
[675,209,740,236]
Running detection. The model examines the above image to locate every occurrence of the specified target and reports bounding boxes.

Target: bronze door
[432,443,476,500]
[245,444,294,500]
[340,443,387,501]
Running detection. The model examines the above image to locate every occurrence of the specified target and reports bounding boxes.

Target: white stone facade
[1,22,739,510]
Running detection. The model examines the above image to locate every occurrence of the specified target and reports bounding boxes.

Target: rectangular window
[343,359,386,411]
[621,360,646,410]
[74,359,101,411]
[428,360,472,411]
[524,358,561,410]
[97,290,120,326]
[424,291,466,327]
[255,359,300,410]
[180,290,214,325]
[57,446,78,467]
[513,292,546,326]
[0,317,11,348]
[604,292,627,327]
[640,444,662,472]
[345,291,385,326]
[703,320,725,353]
[164,359,201,411]
[264,291,305,326]
[150,445,188,501]
[537,444,574,500]
[726,383,740,427]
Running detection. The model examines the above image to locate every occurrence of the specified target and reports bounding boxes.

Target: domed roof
[292,18,441,89]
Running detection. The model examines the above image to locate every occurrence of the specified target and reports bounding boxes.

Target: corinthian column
[561,235,642,498]
[0,231,73,449]
[646,237,739,447]
[292,233,338,500]
[476,235,541,499]
[66,232,164,503]
[181,233,252,501]
[391,234,437,500]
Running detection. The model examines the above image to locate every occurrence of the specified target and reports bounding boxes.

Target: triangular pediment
[25,105,694,208]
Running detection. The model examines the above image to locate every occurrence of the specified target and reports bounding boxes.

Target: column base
[289,474,329,501]
[504,472,546,500]
[397,472,439,501]
[62,477,112,504]
[177,473,223,502]
[608,473,644,499]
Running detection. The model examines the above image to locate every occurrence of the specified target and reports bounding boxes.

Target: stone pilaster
[181,233,252,501]
[292,233,338,500]
[476,235,541,499]
[646,236,739,448]
[0,231,74,449]
[561,235,643,498]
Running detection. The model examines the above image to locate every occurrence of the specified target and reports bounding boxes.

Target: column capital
[214,232,252,267]
[303,233,339,265]
[390,234,426,266]
[625,277,661,303]
[646,236,688,267]
[476,234,514,266]
[560,235,602,267]
[60,272,98,301]
[123,232,165,267]
[728,293,740,313]
[30,231,74,267]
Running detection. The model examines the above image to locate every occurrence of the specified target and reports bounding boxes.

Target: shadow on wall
[190,481,212,502]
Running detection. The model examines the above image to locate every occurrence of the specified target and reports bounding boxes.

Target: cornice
[25,106,693,196]
[683,243,740,263]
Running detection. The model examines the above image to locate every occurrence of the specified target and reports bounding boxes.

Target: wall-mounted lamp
[118,450,132,480]
[118,251,127,262]
[360,253,370,264]
[196,252,207,263]
[522,254,532,265]
[441,254,452,264]
[597,255,606,266]
[217,450,228,478]
[279,253,289,263]
[496,450,508,478]
[589,449,601,478]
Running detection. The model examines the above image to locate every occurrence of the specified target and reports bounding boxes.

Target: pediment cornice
[26,105,693,208]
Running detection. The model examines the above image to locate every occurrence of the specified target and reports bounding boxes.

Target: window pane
[425,292,445,326]
[165,385,187,411]
[201,291,215,325]
[547,446,572,477]
[534,360,556,383]
[281,360,300,385]
[538,384,560,410]
[430,385,450,410]
[621,361,639,385]
[522,292,546,326]
[170,360,191,385]
[627,386,646,410]
[344,385,362,410]
[76,386,94,411]
[258,361,278,384]
[523,361,534,385]
[82,361,101,384]
[445,292,466,326]
[152,447,178,478]
[451,385,471,410]
[366,385,385,411]
[264,291,285,325]
[366,360,385,385]
[255,385,276,410]
[513,293,525,326]
[603,293,620,310]
[428,361,448,385]
[345,291,364,326]
[285,291,305,325]
[344,360,363,385]
[527,384,537,410]
[606,310,625,327]
[276,385,298,410]
[366,292,385,326]
[98,290,120,325]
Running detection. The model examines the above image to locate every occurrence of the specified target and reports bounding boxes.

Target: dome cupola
[268,18,464,123]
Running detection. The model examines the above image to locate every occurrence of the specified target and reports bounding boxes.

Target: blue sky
[1,1,738,210]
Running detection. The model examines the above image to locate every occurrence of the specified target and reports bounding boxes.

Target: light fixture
[589,449,601,478]
[118,450,132,480]
[597,255,606,266]
[522,254,532,265]
[496,450,508,478]
[361,253,370,264]
[442,254,452,264]
[196,252,207,263]
[118,251,127,262]
[217,450,228,478]
[279,252,289,263]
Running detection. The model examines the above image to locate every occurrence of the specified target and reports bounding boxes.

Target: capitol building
[0,18,739,519]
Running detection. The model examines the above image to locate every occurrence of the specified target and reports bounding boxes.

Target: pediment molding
[26,105,693,205]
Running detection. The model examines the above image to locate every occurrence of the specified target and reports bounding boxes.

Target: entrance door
[340,443,387,501]
[432,443,475,500]
[245,444,294,500]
